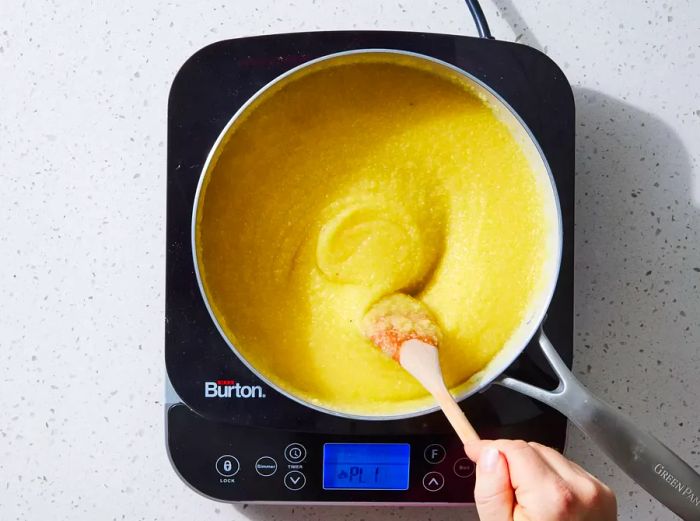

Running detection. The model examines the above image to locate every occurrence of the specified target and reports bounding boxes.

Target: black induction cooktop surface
[165,30,574,504]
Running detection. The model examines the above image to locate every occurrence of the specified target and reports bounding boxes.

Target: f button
[424,444,446,464]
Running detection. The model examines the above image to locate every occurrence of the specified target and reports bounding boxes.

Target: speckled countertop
[1,1,699,520]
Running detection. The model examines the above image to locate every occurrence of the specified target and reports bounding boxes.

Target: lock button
[215,455,240,477]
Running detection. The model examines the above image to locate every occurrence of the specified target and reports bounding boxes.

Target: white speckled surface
[1,1,698,520]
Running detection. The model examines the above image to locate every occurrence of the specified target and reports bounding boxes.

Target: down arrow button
[284,470,306,491]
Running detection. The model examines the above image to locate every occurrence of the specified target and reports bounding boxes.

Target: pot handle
[495,330,700,520]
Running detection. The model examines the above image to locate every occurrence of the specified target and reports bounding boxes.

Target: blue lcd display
[323,443,410,490]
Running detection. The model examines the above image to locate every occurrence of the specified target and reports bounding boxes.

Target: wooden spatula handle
[399,339,480,444]
[434,385,480,444]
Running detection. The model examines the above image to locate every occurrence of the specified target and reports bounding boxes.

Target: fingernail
[480,447,500,472]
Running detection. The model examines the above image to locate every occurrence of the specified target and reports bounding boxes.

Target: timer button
[422,471,444,492]
[215,455,240,477]
[284,470,306,491]
[284,443,307,463]
[453,457,475,478]
[255,456,278,477]
[424,444,446,464]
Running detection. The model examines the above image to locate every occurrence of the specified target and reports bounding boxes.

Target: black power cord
[464,0,494,39]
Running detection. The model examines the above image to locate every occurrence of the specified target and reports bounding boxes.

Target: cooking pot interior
[192,50,562,420]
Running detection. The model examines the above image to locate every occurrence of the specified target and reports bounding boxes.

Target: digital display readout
[322,443,410,490]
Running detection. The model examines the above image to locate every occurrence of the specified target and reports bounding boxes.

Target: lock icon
[215,455,240,477]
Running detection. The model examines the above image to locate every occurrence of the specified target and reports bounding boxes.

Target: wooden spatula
[361,294,480,444]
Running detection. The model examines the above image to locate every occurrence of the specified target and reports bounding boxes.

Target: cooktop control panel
[168,405,476,503]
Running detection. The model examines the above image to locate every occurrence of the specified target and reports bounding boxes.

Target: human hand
[464,440,617,521]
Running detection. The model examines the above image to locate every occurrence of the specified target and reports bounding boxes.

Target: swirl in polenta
[195,52,557,416]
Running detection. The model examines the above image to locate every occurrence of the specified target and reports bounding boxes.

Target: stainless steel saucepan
[192,50,700,519]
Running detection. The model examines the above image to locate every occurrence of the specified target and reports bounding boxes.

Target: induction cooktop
[165,29,574,505]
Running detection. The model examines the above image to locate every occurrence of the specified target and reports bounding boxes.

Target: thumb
[474,447,515,521]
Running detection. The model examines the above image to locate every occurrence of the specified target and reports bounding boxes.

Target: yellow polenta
[195,54,554,415]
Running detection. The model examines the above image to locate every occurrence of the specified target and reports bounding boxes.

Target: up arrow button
[422,471,445,492]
